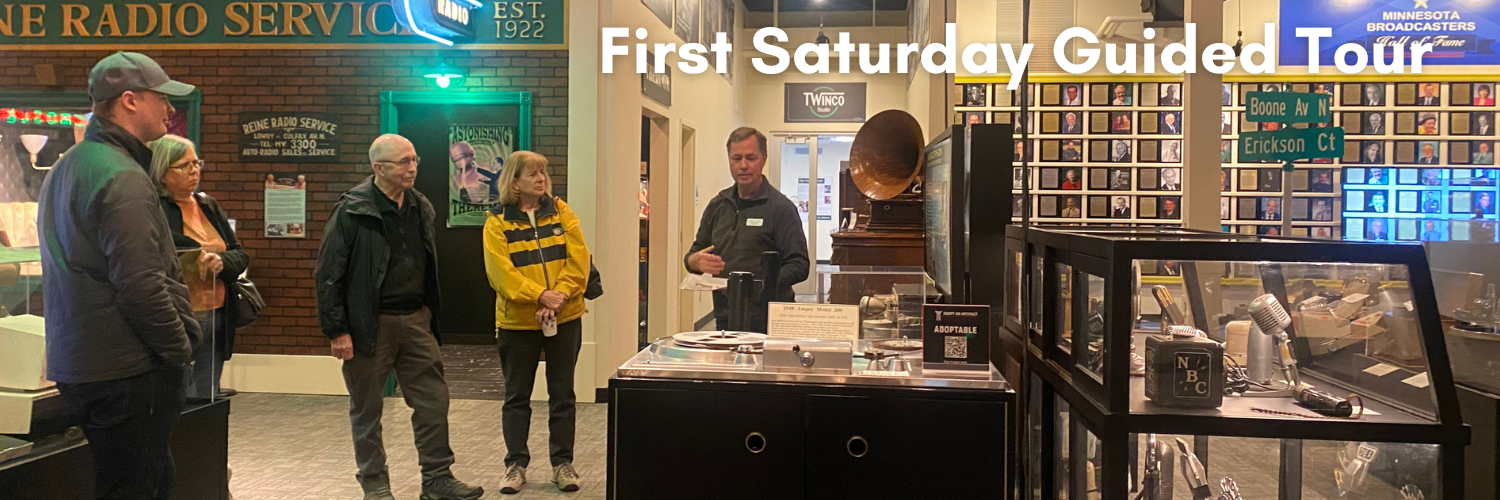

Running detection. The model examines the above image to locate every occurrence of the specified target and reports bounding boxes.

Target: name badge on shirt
[746,218,764,227]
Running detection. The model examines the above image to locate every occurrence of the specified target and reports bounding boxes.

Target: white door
[775,134,851,297]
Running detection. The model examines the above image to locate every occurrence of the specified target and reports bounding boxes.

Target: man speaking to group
[684,128,810,332]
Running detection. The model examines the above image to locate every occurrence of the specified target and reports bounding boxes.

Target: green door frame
[378,91,533,151]
[0,90,203,148]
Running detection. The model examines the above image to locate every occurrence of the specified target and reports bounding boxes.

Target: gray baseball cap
[88,52,195,103]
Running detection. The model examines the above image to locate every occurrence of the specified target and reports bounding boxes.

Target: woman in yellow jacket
[483,151,591,494]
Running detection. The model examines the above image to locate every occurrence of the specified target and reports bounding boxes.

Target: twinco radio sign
[785,83,867,123]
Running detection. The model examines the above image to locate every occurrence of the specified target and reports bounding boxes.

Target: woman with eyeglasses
[149,135,250,401]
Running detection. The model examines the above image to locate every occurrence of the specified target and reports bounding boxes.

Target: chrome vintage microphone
[1247,293,1301,395]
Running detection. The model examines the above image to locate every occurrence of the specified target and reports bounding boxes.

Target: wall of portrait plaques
[957,80,1500,242]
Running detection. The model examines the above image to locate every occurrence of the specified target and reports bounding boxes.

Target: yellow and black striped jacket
[483,196,590,330]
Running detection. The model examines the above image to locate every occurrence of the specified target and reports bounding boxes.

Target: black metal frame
[923,123,1015,305]
[1002,225,1470,499]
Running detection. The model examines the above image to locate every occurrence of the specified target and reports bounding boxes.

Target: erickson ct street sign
[1239,127,1345,163]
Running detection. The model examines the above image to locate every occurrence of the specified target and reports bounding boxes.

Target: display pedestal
[0,398,230,500]
[608,376,1009,500]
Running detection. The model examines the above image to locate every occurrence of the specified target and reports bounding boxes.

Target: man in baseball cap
[39,51,200,500]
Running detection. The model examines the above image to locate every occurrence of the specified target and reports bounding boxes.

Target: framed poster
[675,0,700,45]
[644,0,673,29]
[447,124,519,226]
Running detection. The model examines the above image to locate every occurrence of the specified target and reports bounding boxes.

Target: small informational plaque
[1341,112,1362,136]
[767,303,859,342]
[1453,83,1474,106]
[922,304,990,365]
[1396,112,1417,135]
[264,172,308,238]
[1091,112,1111,134]
[1453,112,1472,135]
[1342,84,1363,106]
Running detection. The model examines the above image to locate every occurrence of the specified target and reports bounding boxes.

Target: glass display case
[0,248,50,464]
[1006,226,1468,499]
[814,265,938,340]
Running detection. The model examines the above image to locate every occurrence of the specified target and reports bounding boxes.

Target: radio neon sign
[393,0,481,46]
[1,109,88,128]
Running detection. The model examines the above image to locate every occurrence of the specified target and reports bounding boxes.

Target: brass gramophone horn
[849,110,925,201]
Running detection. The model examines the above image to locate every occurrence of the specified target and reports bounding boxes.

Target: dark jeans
[56,366,186,500]
[497,318,582,468]
[185,310,227,400]
[340,307,456,492]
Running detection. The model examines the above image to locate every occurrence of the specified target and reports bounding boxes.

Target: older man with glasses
[316,134,483,500]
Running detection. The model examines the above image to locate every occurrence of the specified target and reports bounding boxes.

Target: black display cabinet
[1004,226,1469,499]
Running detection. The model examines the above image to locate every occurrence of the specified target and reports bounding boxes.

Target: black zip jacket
[316,177,442,356]
[39,117,200,383]
[160,192,251,359]
[684,177,810,303]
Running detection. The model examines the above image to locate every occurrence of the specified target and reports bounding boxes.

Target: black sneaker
[363,486,396,500]
[420,475,484,500]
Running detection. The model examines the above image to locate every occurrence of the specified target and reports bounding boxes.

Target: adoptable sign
[238,112,341,163]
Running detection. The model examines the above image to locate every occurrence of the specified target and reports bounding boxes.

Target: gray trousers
[341,307,455,491]
[497,318,582,468]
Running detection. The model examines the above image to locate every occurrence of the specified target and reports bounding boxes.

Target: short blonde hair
[148,134,195,198]
[498,150,551,206]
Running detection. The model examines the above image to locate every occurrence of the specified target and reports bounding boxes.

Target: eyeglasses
[376,156,421,168]
[170,159,205,171]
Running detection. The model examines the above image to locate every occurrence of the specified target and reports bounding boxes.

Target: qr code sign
[944,336,968,360]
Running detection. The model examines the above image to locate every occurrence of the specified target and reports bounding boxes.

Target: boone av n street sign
[1243,91,1331,124]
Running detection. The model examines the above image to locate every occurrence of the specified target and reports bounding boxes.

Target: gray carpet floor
[227,344,604,499]
[228,393,606,499]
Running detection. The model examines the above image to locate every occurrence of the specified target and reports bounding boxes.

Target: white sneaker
[552,463,580,492]
[499,464,526,494]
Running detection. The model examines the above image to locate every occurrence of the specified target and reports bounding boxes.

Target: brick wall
[0,48,568,355]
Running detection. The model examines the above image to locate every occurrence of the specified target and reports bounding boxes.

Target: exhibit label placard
[922,304,990,365]
[1244,92,1331,124]
[1280,0,1500,66]
[767,303,859,342]
[785,83,867,123]
[238,112,341,163]
[263,172,307,238]
[1239,127,1346,163]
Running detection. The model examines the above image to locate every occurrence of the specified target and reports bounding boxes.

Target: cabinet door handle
[745,432,767,454]
[847,436,869,458]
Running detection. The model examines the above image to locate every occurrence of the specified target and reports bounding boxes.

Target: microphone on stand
[1248,294,1301,391]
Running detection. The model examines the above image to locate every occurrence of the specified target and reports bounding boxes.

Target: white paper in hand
[680,273,728,291]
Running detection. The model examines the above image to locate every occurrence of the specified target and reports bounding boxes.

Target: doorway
[381,91,533,344]
[774,134,854,296]
[642,113,671,345]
